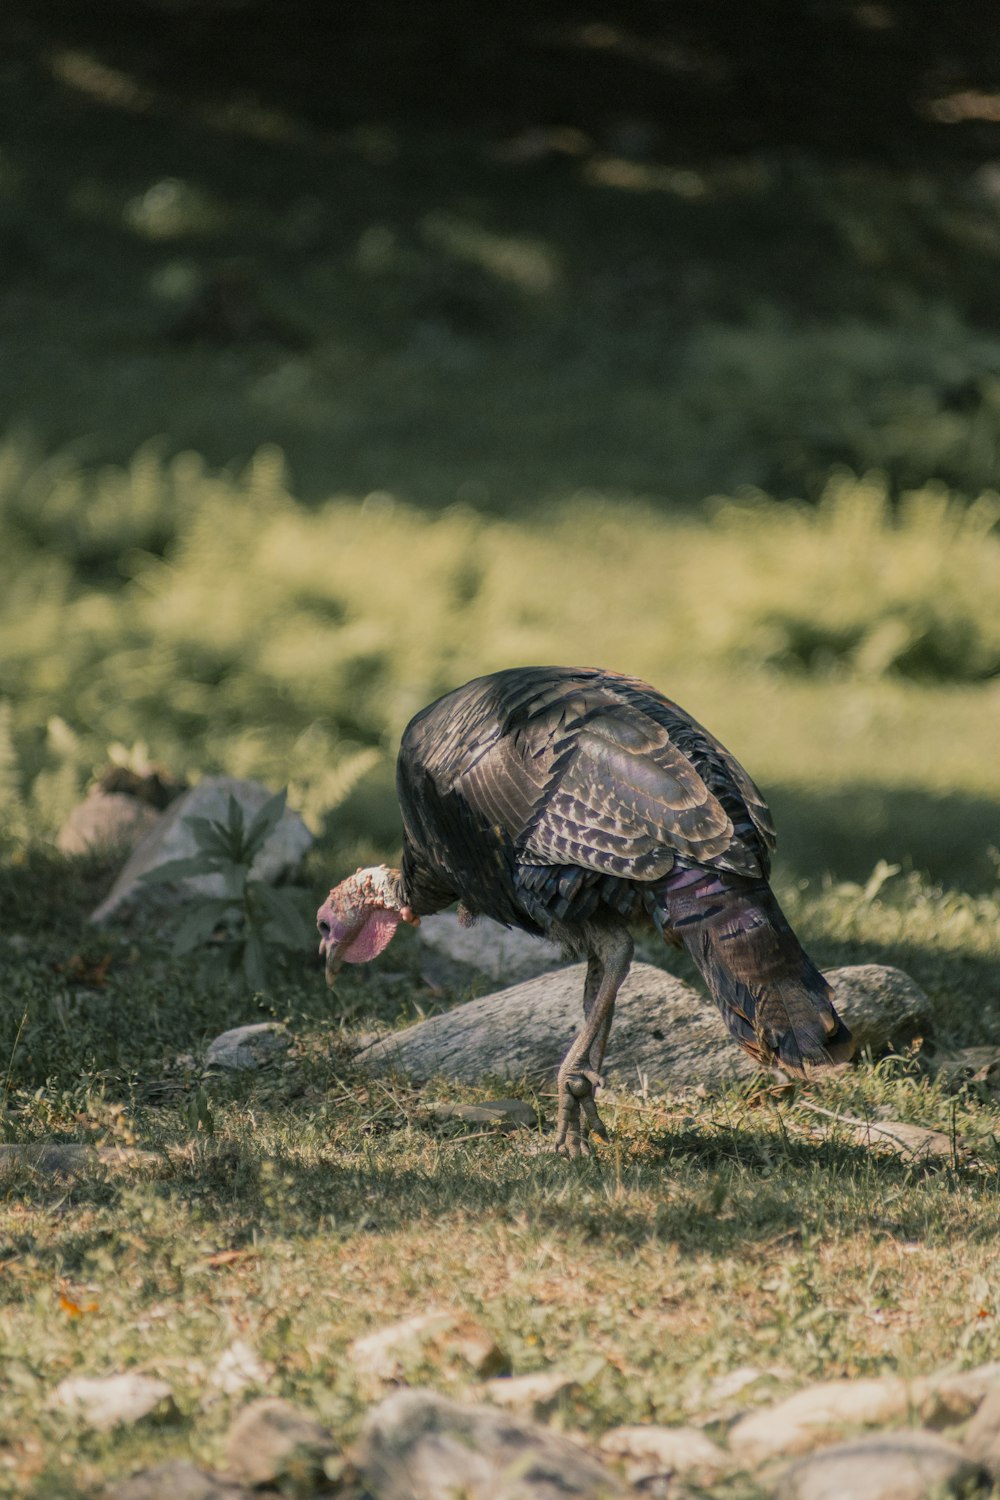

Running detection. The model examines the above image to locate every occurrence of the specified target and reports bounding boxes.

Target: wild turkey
[317,666,853,1154]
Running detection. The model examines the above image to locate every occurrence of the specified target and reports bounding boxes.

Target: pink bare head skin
[316,865,419,985]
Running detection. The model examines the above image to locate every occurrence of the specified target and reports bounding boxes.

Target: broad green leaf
[252,882,312,947]
[242,931,267,994]
[138,855,215,886]
[225,794,246,844]
[208,859,251,897]
[172,899,235,956]
[184,816,237,859]
[245,787,288,860]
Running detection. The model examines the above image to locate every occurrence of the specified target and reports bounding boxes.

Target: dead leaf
[56,953,113,986]
[59,1293,99,1317]
[204,1248,257,1268]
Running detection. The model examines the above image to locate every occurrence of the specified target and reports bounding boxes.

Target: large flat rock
[353,962,931,1091]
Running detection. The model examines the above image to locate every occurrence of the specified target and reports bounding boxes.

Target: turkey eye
[318,917,332,939]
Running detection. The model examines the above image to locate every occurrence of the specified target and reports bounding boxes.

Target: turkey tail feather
[655,874,854,1075]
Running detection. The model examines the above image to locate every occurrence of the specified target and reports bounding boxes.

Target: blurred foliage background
[1,0,999,892]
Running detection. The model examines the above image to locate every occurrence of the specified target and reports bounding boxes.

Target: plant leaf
[244,787,288,860]
[138,855,216,886]
[184,816,238,859]
[172,899,236,956]
[252,882,312,947]
[242,931,267,994]
[225,795,246,847]
[209,859,251,898]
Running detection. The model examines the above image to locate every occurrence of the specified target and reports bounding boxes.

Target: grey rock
[354,1388,627,1499]
[348,1311,509,1394]
[353,962,929,1092]
[419,911,565,984]
[206,1022,290,1071]
[208,1340,274,1397]
[355,962,748,1090]
[109,1460,256,1500]
[776,1431,988,1500]
[845,1118,952,1160]
[823,964,933,1055]
[688,1365,773,1420]
[917,1361,1000,1426]
[598,1425,727,1484]
[224,1397,337,1489]
[49,1372,175,1431]
[927,1048,1000,1094]
[0,1143,159,1176]
[481,1370,583,1420]
[729,1377,913,1464]
[963,1384,1000,1477]
[58,791,163,858]
[91,776,312,923]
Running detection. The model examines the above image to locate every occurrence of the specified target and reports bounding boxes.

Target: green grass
[1,445,999,1500]
[2,831,1000,1496]
[3,17,1000,1493]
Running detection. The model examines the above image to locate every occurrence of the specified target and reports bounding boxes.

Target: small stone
[58,791,163,858]
[963,1384,1000,1477]
[353,1387,628,1499]
[917,1361,1000,1427]
[688,1365,772,1420]
[841,1118,953,1160]
[224,1397,337,1489]
[349,1310,509,1392]
[729,1378,912,1464]
[209,1340,274,1396]
[482,1370,582,1420]
[206,1023,290,1071]
[928,1049,1000,1093]
[776,1430,987,1500]
[430,1099,538,1130]
[599,1425,727,1483]
[49,1372,175,1431]
[703,1367,767,1404]
[109,1460,255,1500]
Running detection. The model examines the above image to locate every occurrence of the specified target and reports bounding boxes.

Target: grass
[1,835,1000,1497]
[1,448,999,1500]
[3,9,1000,1493]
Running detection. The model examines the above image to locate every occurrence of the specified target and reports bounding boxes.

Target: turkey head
[316,865,419,984]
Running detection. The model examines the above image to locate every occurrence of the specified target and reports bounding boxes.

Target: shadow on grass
[6,1110,998,1276]
[770,781,1000,895]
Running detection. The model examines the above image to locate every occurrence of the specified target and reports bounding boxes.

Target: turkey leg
[553,930,633,1156]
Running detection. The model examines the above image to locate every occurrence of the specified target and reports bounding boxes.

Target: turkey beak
[323,940,348,987]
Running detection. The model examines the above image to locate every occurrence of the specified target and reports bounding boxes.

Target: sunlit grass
[1,443,998,881]
[1,453,999,1493]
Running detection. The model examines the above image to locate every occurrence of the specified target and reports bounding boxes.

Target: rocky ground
[71,1319,1000,1499]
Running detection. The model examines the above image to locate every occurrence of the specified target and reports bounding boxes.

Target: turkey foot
[553,1068,608,1157]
